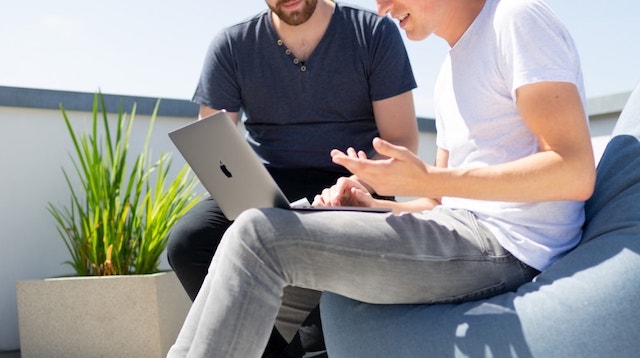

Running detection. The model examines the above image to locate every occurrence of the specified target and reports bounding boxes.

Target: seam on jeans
[461,209,491,255]
[434,280,507,304]
[270,238,521,267]
[270,239,486,263]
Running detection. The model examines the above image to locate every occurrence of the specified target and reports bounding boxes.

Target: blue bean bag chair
[320,82,640,358]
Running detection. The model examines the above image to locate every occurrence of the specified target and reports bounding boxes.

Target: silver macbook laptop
[168,111,391,220]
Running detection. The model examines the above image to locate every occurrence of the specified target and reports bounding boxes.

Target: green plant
[48,92,203,276]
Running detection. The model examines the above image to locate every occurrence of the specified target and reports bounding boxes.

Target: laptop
[168,111,391,220]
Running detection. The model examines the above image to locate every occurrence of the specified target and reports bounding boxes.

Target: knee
[166,203,229,266]
[225,208,282,251]
[219,208,292,279]
[166,211,198,255]
[166,222,194,266]
[228,208,271,237]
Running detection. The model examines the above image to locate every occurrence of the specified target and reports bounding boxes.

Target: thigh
[174,198,323,341]
[167,196,233,299]
[168,196,233,253]
[236,206,531,305]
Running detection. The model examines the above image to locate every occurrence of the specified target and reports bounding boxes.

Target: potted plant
[16,92,203,358]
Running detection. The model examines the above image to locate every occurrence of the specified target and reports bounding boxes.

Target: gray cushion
[611,82,640,139]
[320,83,640,357]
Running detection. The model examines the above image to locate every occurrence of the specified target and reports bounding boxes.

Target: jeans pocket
[462,210,508,258]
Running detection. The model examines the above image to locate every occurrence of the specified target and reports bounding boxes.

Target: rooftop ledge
[1,85,631,133]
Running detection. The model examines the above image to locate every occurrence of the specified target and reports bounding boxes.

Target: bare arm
[198,105,240,124]
[371,90,419,154]
[333,81,596,203]
[350,90,418,192]
[432,81,595,202]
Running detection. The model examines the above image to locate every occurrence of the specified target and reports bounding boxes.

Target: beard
[268,0,318,26]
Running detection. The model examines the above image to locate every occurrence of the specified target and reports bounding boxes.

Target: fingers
[331,139,414,176]
[312,187,338,206]
[312,180,345,207]
[312,193,325,206]
[372,137,407,160]
[346,147,367,160]
[330,149,347,161]
[349,186,375,207]
[331,148,366,170]
[332,139,407,167]
[312,176,370,207]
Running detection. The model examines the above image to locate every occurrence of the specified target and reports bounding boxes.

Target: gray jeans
[168,206,538,357]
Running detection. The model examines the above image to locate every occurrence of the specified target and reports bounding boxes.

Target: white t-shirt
[434,0,587,270]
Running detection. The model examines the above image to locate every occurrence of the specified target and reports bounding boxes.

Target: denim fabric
[319,83,640,358]
[168,206,537,357]
[166,167,344,347]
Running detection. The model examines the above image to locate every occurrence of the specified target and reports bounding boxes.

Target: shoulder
[494,0,541,16]
[490,0,573,50]
[493,0,559,28]
[334,2,396,28]
[204,10,271,58]
[333,2,400,40]
[335,2,379,19]
[214,10,270,42]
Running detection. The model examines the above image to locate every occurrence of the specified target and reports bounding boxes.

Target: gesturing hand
[331,137,428,197]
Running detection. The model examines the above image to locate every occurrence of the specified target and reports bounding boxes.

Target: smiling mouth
[397,14,409,25]
[281,0,302,10]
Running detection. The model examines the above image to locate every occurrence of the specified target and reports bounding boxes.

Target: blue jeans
[168,206,538,357]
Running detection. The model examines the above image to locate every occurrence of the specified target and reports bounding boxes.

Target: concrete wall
[0,85,629,351]
[0,87,199,351]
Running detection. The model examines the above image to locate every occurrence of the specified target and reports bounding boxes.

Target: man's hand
[331,138,429,197]
[312,176,374,207]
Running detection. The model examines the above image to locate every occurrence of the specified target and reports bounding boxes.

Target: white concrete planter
[16,271,191,358]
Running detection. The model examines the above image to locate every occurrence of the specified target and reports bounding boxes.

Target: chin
[406,31,430,41]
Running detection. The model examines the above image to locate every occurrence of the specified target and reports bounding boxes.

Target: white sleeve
[494,0,583,99]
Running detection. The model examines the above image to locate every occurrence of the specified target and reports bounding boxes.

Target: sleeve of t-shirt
[494,0,583,100]
[367,16,417,102]
[192,30,243,112]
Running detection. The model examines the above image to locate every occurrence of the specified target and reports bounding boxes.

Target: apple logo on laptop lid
[219,161,232,178]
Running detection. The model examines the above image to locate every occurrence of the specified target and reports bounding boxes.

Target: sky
[1,0,639,118]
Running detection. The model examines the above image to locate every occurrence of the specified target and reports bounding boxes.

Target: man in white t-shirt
[168,0,595,356]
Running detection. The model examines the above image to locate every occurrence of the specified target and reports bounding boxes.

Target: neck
[436,0,486,47]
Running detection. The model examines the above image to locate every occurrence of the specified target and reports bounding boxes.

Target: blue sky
[1,0,639,117]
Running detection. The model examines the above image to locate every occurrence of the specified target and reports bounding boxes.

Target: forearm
[372,197,440,214]
[414,150,595,203]
[373,91,419,155]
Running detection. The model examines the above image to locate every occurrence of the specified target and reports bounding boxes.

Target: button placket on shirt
[277,39,308,72]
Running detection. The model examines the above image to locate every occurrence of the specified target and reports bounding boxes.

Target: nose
[376,0,393,16]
